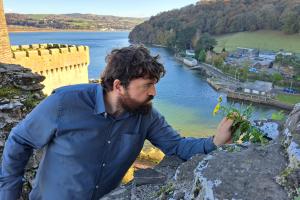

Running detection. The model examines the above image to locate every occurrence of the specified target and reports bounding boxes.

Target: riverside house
[240,80,273,97]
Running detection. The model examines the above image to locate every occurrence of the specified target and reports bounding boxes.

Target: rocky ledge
[0,63,46,199]
[103,104,300,200]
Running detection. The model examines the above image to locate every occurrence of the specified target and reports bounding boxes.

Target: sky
[4,0,198,18]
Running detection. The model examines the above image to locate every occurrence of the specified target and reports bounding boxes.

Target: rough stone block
[68,46,77,53]
[49,49,60,55]
[38,49,50,56]
[47,43,54,48]
[30,44,40,49]
[76,46,85,51]
[26,50,39,57]
[39,44,48,48]
[20,45,30,50]
[13,51,27,59]
[11,46,19,51]
[59,47,69,54]
[134,168,167,186]
[52,44,60,48]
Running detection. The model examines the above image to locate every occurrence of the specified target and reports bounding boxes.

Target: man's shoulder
[52,84,99,95]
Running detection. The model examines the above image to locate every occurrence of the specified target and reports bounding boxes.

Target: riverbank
[8,26,130,33]
[175,54,298,111]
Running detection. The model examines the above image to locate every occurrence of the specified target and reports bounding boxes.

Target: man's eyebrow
[145,81,155,85]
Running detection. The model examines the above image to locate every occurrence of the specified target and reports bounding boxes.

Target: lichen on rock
[103,105,300,200]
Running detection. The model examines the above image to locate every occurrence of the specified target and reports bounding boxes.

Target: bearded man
[0,45,233,200]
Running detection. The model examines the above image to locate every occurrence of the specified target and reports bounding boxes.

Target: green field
[215,30,300,54]
[275,94,300,105]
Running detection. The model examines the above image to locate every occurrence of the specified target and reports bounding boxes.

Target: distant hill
[129,0,300,50]
[5,13,146,31]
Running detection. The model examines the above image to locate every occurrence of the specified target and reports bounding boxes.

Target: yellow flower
[213,103,220,116]
[213,95,223,116]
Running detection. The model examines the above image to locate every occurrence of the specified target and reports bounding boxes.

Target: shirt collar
[93,84,135,120]
[94,84,106,115]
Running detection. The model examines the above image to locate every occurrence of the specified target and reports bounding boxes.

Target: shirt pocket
[119,131,142,147]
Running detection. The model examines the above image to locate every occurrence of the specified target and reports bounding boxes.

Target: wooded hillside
[129,0,300,49]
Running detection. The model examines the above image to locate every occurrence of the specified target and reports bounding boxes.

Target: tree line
[129,0,300,50]
[5,13,144,30]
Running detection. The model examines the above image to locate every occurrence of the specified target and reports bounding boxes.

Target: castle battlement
[10,43,90,95]
[11,43,89,56]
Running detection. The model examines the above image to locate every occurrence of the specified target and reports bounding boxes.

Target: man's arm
[146,109,232,160]
[0,92,61,200]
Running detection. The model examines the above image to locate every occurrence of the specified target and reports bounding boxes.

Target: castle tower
[0,0,12,63]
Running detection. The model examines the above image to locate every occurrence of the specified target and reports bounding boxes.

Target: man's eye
[143,84,152,89]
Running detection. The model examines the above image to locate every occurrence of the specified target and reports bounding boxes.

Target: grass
[214,30,300,54]
[23,94,41,109]
[0,86,21,98]
[27,14,51,20]
[275,93,300,105]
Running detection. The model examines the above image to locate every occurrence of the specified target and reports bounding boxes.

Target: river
[9,31,282,137]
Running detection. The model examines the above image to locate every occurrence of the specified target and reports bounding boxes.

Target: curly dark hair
[100,45,166,92]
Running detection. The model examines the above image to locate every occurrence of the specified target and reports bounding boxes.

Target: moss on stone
[23,94,41,110]
[156,183,174,197]
[0,86,21,98]
[280,167,294,178]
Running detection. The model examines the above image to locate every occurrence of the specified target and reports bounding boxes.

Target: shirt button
[107,140,111,144]
[102,163,106,167]
[95,185,99,189]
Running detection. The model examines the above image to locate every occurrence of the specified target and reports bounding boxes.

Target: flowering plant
[213,96,269,144]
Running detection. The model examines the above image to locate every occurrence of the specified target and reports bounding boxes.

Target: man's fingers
[222,117,234,128]
[226,138,233,144]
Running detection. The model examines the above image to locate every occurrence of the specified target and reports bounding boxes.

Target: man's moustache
[147,95,154,102]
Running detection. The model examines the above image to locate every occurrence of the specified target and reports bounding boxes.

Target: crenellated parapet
[10,43,90,95]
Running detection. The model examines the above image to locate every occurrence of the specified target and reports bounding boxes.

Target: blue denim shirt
[0,84,216,200]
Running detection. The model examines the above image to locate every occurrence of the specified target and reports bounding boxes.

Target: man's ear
[113,79,124,94]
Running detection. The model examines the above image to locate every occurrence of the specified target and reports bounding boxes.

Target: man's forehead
[131,77,157,84]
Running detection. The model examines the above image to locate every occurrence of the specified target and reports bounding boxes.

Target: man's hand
[213,117,234,146]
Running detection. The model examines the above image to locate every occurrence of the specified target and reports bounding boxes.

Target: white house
[183,57,198,67]
[185,49,195,57]
[242,81,273,96]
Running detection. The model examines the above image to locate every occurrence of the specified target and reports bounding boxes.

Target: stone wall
[0,0,12,63]
[103,106,300,200]
[11,43,89,95]
[0,63,46,199]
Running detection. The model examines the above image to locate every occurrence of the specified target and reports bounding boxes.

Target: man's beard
[119,92,154,115]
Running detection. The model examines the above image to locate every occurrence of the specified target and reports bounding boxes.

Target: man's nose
[148,85,156,96]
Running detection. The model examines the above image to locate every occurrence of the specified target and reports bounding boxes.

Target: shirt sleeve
[146,109,217,160]
[0,92,61,200]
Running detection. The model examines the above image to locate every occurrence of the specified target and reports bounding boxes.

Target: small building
[185,49,195,57]
[241,81,273,96]
[252,60,273,69]
[183,57,198,67]
[259,52,276,61]
[277,51,293,57]
[236,47,259,58]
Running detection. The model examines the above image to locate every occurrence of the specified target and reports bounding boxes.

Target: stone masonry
[11,43,90,95]
[0,0,12,63]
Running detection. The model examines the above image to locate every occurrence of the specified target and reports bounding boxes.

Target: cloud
[5,8,14,13]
